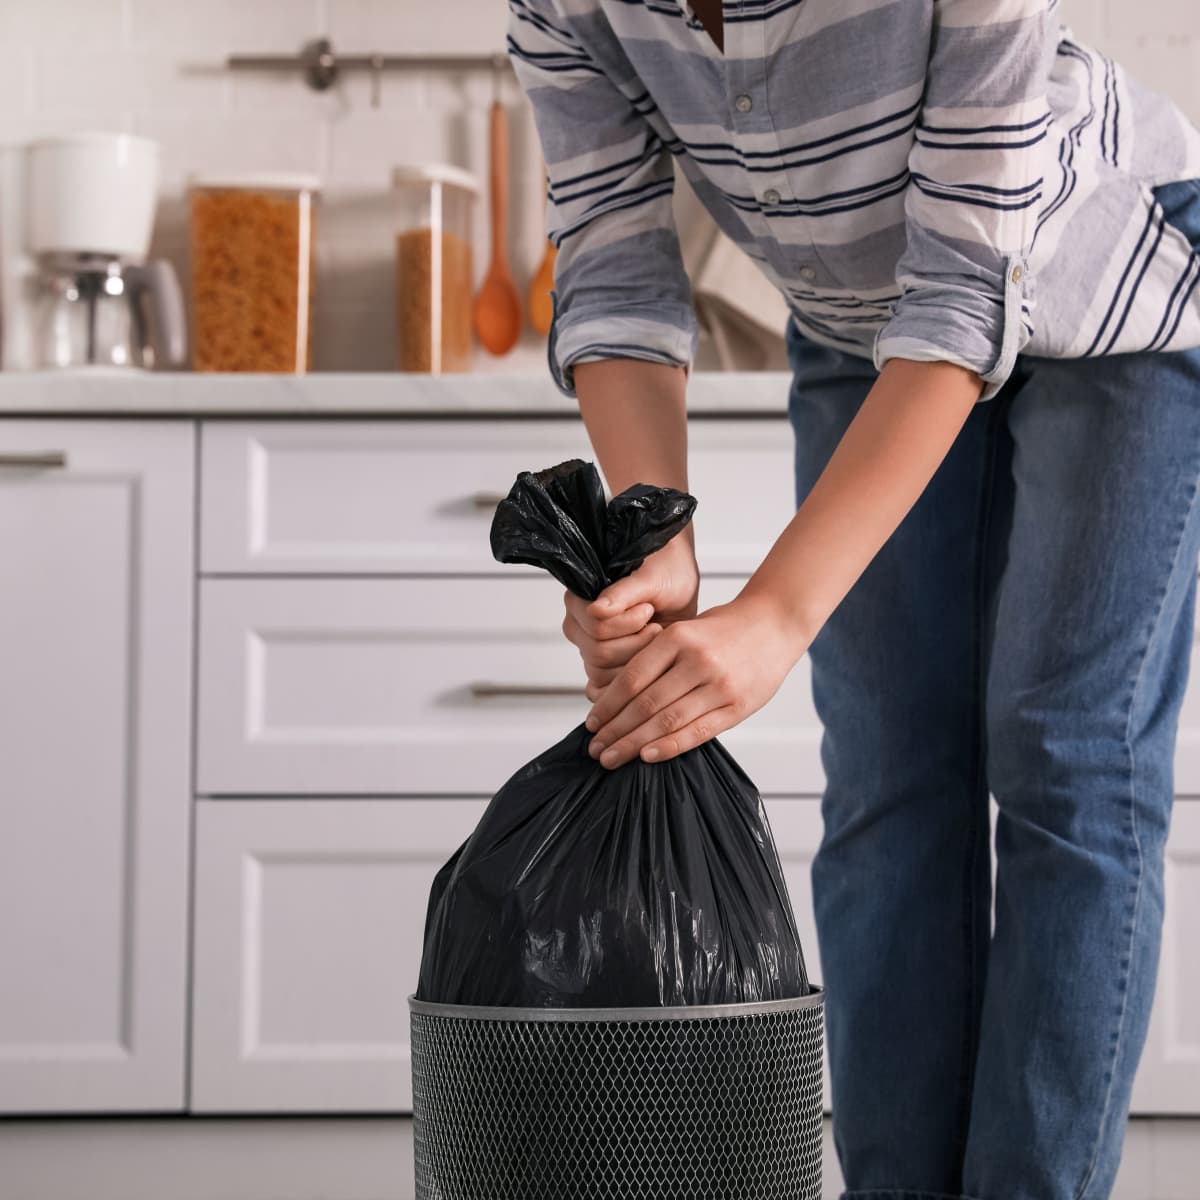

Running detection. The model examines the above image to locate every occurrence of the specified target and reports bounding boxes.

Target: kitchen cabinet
[3,395,1200,1158]
[189,797,487,1113]
[194,575,823,797]
[1130,801,1200,1114]
[198,419,795,577]
[0,421,194,1113]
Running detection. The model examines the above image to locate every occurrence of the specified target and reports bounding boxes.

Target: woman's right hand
[562,537,701,701]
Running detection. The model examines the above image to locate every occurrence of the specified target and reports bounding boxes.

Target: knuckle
[657,706,683,734]
[635,692,660,722]
[593,642,620,668]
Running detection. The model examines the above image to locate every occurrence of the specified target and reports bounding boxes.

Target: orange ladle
[473,87,522,356]
[528,166,557,336]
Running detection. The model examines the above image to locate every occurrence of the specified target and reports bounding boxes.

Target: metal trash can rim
[409,987,822,1023]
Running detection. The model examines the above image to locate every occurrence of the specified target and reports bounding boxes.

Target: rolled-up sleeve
[873,0,1057,400]
[507,0,697,396]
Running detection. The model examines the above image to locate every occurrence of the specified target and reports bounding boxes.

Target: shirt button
[762,188,781,206]
[1011,264,1024,283]
[735,94,753,113]
[799,266,816,282]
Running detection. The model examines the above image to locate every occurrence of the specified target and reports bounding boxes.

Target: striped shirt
[507,0,1200,401]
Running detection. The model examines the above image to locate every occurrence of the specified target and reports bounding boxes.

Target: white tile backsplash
[3,0,1197,373]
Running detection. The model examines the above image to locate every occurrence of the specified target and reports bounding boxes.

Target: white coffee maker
[0,132,186,370]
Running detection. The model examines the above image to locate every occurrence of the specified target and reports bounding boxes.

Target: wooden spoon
[528,166,557,336]
[473,95,522,355]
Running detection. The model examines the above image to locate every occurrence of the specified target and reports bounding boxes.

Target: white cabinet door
[198,419,794,577]
[189,798,487,1113]
[1131,801,1200,1114]
[195,576,823,796]
[0,420,194,1113]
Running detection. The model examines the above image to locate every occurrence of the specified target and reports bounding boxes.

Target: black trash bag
[416,459,810,1007]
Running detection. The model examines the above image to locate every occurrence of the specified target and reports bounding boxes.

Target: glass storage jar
[393,164,478,374]
[189,172,319,373]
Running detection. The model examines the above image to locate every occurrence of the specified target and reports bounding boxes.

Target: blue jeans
[786,177,1200,1200]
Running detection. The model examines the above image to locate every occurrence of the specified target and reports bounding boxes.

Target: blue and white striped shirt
[507,0,1200,401]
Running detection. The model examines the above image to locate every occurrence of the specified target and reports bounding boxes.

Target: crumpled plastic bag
[416,458,811,1007]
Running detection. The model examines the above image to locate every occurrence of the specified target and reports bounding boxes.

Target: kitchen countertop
[0,370,792,416]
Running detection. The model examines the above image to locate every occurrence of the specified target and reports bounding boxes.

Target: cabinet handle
[0,451,68,469]
[470,681,589,699]
[470,490,508,509]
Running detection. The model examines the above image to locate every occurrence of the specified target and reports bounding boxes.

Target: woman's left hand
[583,590,812,769]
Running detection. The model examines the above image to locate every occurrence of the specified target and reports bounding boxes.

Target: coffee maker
[0,132,186,370]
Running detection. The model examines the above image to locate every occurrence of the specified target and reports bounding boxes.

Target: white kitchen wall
[0,0,1196,373]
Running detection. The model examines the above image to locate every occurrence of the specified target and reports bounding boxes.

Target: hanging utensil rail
[226,38,513,105]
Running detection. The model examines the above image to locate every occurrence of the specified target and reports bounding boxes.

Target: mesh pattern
[411,998,824,1200]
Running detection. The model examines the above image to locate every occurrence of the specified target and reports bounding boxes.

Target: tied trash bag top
[416,459,811,1008]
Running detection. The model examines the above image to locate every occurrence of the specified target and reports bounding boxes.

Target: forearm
[740,357,982,643]
[574,358,694,550]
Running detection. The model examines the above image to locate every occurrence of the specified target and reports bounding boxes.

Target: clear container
[393,164,478,374]
[188,172,319,373]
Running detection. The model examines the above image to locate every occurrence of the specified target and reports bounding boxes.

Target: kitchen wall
[0,0,1196,373]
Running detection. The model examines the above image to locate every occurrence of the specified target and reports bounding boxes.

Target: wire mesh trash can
[410,990,825,1200]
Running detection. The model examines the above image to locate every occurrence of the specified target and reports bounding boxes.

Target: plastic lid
[188,171,322,193]
[391,164,480,195]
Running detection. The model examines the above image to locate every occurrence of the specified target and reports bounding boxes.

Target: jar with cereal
[189,172,319,373]
[393,165,478,374]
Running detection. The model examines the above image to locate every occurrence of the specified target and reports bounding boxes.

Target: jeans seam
[952,390,1006,1168]
[1073,461,1200,1200]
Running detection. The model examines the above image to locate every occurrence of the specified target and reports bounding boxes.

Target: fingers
[586,661,705,757]
[639,704,740,764]
[584,627,684,736]
[564,593,656,642]
[581,572,666,629]
[564,616,662,668]
[589,682,726,769]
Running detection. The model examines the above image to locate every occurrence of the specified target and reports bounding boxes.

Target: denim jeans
[785,177,1200,1200]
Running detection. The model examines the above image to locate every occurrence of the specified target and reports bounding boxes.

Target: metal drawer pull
[470,681,588,699]
[470,490,509,509]
[0,451,68,469]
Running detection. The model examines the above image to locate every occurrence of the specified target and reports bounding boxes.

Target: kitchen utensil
[393,164,479,373]
[189,173,319,373]
[527,166,556,336]
[472,72,521,356]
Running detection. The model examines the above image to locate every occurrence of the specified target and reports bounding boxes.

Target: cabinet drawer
[1130,800,1200,1114]
[189,796,822,1115]
[195,576,824,796]
[189,797,488,1113]
[198,419,794,576]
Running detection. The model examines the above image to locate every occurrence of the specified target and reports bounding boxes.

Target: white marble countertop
[0,370,792,416]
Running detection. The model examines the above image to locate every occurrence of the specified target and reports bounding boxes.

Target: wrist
[734,580,818,658]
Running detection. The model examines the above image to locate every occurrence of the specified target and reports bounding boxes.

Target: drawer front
[189,797,488,1113]
[195,575,824,796]
[189,796,821,1115]
[189,793,1198,1117]
[199,419,794,576]
[1129,800,1200,1115]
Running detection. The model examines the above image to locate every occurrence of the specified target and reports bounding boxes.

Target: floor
[1,1115,1197,1199]
[820,1118,1200,1199]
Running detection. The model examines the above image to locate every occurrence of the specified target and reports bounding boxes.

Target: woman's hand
[561,537,700,698]
[583,589,812,769]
